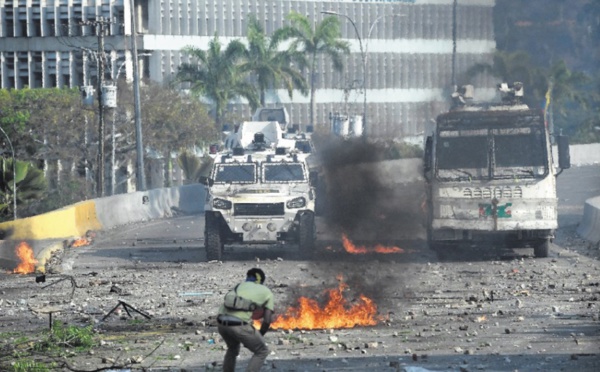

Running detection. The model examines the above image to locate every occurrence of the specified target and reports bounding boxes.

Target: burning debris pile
[268,275,383,330]
[5,231,96,275]
[69,230,96,248]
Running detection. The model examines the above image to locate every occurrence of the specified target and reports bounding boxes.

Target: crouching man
[217,268,274,372]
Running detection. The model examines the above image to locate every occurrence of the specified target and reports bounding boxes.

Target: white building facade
[0,0,497,139]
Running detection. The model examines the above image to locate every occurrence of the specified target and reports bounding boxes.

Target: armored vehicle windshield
[213,163,256,184]
[436,111,548,181]
[262,163,306,182]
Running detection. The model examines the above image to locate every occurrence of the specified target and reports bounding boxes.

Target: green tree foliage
[277,12,350,128]
[492,0,599,142]
[464,51,594,141]
[138,81,217,152]
[242,14,308,106]
[0,82,217,213]
[0,158,46,221]
[546,60,590,114]
[108,79,217,189]
[176,35,260,127]
[494,0,598,74]
[0,88,93,216]
[0,88,88,161]
[0,89,31,134]
[570,75,600,143]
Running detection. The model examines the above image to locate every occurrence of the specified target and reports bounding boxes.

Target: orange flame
[342,234,404,254]
[475,315,487,322]
[13,242,37,274]
[268,276,380,330]
[71,237,91,248]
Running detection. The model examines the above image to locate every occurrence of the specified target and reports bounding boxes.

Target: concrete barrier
[94,184,205,229]
[0,201,102,241]
[552,143,600,166]
[560,143,600,244]
[577,196,600,243]
[0,184,205,240]
[0,184,205,270]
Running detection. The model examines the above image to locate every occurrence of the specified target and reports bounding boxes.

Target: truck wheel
[299,212,316,257]
[534,238,550,258]
[205,213,223,261]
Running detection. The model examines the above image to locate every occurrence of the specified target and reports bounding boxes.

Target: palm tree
[0,158,46,221]
[176,35,259,127]
[242,15,308,107]
[278,11,350,128]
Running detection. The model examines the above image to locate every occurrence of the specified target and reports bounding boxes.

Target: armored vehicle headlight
[213,198,232,210]
[286,196,306,209]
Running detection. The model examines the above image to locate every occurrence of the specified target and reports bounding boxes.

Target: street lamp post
[129,0,146,191]
[0,127,17,220]
[322,11,396,139]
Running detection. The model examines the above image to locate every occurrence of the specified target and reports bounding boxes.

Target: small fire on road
[13,242,37,274]
[342,234,404,254]
[71,237,91,248]
[70,231,96,248]
[267,275,382,330]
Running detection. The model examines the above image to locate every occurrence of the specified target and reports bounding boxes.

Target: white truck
[201,118,317,261]
[423,83,570,257]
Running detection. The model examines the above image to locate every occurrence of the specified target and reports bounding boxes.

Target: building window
[6,21,14,37]
[33,20,42,37]
[70,18,82,36]
[33,72,43,88]
[16,20,26,37]
[47,20,55,36]
[49,73,57,87]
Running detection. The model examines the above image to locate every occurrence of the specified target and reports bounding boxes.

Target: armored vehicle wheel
[298,212,316,257]
[205,213,223,261]
[534,238,550,258]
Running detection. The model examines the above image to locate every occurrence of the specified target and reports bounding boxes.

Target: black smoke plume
[315,135,424,242]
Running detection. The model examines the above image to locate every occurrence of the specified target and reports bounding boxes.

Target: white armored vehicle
[201,118,317,261]
[423,83,570,258]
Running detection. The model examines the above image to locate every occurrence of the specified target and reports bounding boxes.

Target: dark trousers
[218,323,269,372]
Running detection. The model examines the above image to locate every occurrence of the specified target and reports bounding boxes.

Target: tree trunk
[215,101,221,129]
[309,53,317,130]
[164,149,173,188]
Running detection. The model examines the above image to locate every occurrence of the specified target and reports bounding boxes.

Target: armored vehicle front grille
[234,203,285,216]
[463,186,523,199]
